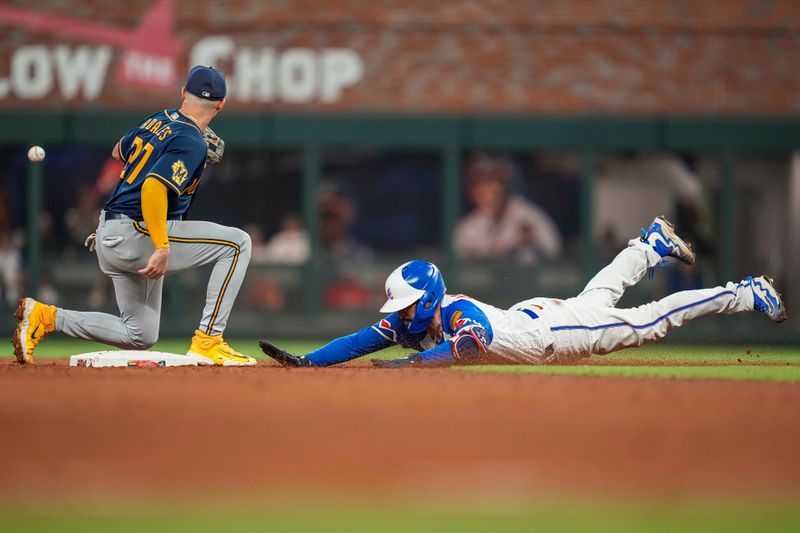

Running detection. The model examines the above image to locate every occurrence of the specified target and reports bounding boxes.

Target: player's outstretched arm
[261,322,397,367]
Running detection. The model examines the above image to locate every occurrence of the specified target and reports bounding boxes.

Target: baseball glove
[203,126,225,165]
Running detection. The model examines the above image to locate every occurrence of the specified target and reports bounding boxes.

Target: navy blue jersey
[104,109,208,219]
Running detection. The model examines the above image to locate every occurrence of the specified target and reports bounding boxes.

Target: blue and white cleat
[641,216,696,265]
[748,275,787,323]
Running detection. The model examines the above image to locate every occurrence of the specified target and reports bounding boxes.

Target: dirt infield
[1,359,799,505]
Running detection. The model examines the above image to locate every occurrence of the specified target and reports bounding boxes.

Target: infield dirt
[1,359,799,505]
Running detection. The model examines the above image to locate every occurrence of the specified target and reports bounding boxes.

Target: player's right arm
[136,178,170,279]
[135,134,206,279]
[113,129,138,162]
[260,314,408,367]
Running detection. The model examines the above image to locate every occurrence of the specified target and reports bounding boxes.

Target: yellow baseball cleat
[187,330,256,366]
[11,298,56,364]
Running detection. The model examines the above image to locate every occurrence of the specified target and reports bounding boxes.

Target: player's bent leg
[13,272,163,362]
[162,221,252,334]
[55,272,163,350]
[570,239,662,308]
[569,276,783,356]
[55,308,159,350]
[198,227,251,336]
[570,216,694,308]
[163,221,254,366]
[585,285,746,355]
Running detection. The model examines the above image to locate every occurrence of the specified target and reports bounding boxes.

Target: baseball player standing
[13,66,255,366]
[260,217,787,367]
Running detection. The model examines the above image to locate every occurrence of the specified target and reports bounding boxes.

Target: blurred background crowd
[0,144,795,341]
[0,0,798,341]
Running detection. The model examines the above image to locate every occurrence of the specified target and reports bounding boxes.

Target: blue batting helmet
[379,260,446,334]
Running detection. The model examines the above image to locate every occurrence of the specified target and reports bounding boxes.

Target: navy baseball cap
[185,65,226,100]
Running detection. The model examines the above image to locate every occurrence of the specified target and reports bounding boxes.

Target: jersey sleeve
[145,135,206,196]
[413,341,456,365]
[118,129,137,161]
[304,317,401,367]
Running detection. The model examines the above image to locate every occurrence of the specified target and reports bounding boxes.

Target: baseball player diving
[12,66,255,366]
[260,217,787,367]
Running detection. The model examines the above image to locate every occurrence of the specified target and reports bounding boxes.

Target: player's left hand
[371,354,422,368]
[203,127,225,165]
[138,248,170,279]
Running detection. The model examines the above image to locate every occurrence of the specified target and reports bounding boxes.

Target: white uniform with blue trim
[433,295,554,364]
[500,238,753,364]
[302,238,756,367]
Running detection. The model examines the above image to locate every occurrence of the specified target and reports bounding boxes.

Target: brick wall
[1,0,799,114]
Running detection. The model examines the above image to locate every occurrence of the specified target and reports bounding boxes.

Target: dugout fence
[2,113,798,342]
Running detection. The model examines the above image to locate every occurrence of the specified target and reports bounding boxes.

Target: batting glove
[259,340,311,367]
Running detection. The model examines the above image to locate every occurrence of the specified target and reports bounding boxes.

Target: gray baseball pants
[55,211,251,349]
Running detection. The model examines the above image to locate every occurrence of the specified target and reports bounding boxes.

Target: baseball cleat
[259,340,311,367]
[747,275,787,323]
[11,297,56,364]
[641,216,696,265]
[187,330,256,366]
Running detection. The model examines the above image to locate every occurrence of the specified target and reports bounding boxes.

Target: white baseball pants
[535,239,754,362]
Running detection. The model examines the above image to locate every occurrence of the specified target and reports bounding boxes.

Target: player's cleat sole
[750,275,788,323]
[641,216,696,265]
[11,297,56,364]
[11,298,32,364]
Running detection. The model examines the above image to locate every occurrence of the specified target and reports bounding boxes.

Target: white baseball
[27,146,45,163]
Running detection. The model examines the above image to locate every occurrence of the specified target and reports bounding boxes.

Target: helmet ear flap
[408,276,445,333]
[386,259,446,334]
